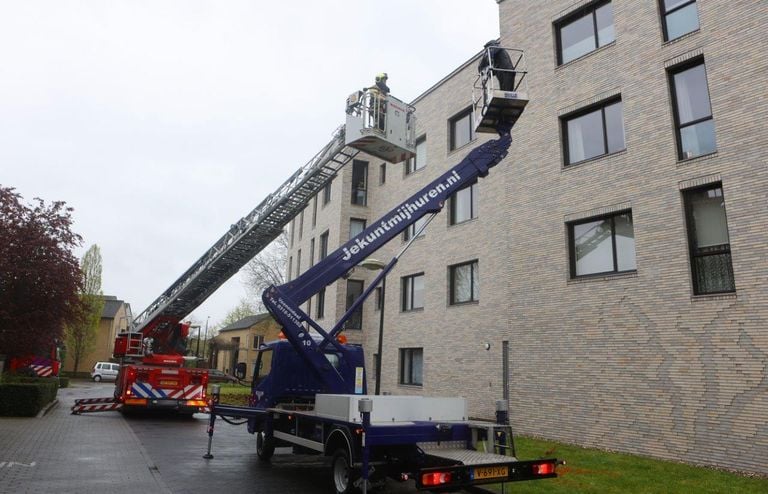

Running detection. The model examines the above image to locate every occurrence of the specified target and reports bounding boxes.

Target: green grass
[483,436,767,494]
[209,382,251,395]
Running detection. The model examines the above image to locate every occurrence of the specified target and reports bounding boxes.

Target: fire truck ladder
[131,126,359,333]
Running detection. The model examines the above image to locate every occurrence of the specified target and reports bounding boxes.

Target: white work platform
[314,394,467,424]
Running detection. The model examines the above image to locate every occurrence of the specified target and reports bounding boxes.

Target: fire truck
[201,50,560,492]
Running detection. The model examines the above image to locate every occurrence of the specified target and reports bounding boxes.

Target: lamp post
[360,258,387,395]
[203,316,210,363]
[192,325,202,357]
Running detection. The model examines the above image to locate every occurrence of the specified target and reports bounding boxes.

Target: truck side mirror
[234,362,246,380]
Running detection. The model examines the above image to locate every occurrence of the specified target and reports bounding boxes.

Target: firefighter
[478,40,515,91]
[367,72,390,130]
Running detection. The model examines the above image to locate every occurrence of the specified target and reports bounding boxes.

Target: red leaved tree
[0,186,85,360]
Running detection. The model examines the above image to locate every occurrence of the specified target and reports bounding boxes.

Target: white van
[91,362,120,382]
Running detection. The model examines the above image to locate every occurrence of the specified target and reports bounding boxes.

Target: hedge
[0,380,58,417]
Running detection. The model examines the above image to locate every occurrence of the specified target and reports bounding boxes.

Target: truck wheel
[256,431,275,461]
[331,448,359,494]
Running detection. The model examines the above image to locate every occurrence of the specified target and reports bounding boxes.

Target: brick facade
[287,0,768,474]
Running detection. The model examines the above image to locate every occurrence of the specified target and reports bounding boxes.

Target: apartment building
[287,0,768,474]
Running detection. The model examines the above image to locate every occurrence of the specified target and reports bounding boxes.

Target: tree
[220,298,258,328]
[243,231,288,311]
[65,245,105,373]
[0,186,84,360]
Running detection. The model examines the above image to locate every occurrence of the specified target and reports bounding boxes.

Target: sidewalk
[0,380,171,494]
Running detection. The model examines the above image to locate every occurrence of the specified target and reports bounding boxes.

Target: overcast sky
[1,0,499,331]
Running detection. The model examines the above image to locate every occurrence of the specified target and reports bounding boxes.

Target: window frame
[668,58,716,161]
[449,108,475,151]
[399,347,423,386]
[682,183,735,295]
[322,181,332,205]
[449,181,479,225]
[449,260,480,305]
[567,210,637,278]
[562,97,625,166]
[316,287,326,319]
[319,230,329,260]
[351,160,369,206]
[401,272,425,312]
[555,1,615,65]
[345,279,364,330]
[349,218,367,240]
[403,216,428,241]
[659,0,699,42]
[406,135,427,174]
[379,162,386,185]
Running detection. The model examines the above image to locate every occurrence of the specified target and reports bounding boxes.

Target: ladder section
[132,126,359,333]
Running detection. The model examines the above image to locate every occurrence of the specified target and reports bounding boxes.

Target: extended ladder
[131,126,359,332]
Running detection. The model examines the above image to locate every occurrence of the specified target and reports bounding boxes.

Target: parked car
[91,362,120,382]
[207,369,238,383]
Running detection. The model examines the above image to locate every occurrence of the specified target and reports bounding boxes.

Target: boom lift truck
[205,51,559,493]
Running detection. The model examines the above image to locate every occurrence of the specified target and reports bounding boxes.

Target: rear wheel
[93,375,102,382]
[256,431,275,461]
[331,448,359,494]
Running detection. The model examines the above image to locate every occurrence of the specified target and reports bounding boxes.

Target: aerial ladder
[71,87,417,415]
[203,51,559,493]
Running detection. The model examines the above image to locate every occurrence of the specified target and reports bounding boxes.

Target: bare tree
[243,231,288,310]
[65,244,105,373]
[220,298,258,328]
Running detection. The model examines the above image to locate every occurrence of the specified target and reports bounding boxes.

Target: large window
[351,160,368,206]
[319,230,329,260]
[563,99,625,165]
[316,287,325,319]
[403,216,428,241]
[401,273,425,311]
[450,260,479,304]
[450,109,474,150]
[400,348,423,386]
[660,0,699,41]
[323,181,332,205]
[345,280,364,330]
[568,211,637,277]
[683,184,735,295]
[669,60,716,160]
[407,136,427,174]
[296,249,302,278]
[298,210,304,240]
[450,182,478,224]
[309,238,315,268]
[350,218,367,240]
[557,1,615,65]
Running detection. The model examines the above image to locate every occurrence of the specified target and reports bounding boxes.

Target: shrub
[0,381,58,416]
[58,377,70,388]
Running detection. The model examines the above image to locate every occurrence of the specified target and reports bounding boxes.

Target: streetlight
[203,316,210,364]
[360,258,387,395]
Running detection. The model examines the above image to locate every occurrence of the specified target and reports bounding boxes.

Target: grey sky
[0,1,499,330]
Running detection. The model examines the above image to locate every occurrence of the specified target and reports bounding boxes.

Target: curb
[37,399,59,418]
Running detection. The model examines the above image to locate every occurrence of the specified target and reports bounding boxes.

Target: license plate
[159,380,178,386]
[473,465,508,480]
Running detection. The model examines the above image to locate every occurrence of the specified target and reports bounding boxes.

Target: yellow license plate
[159,380,178,386]
[473,465,508,480]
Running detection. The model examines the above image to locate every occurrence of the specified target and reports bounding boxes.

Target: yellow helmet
[376,72,388,82]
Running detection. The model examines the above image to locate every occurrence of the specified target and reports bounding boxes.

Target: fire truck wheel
[331,448,360,494]
[256,431,275,461]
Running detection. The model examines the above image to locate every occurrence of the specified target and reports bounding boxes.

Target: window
[669,60,716,160]
[351,160,368,206]
[319,231,329,260]
[401,273,425,311]
[316,287,326,319]
[407,136,427,174]
[290,218,295,247]
[309,238,315,268]
[350,218,367,240]
[399,348,423,386]
[450,260,479,304]
[379,163,386,185]
[568,211,637,277]
[450,182,479,224]
[660,0,699,41]
[450,108,474,150]
[323,181,332,205]
[298,209,304,240]
[563,99,625,165]
[557,2,615,65]
[345,280,364,329]
[252,335,264,350]
[287,256,293,282]
[403,216,428,241]
[683,184,735,294]
[296,249,302,278]
[312,195,318,228]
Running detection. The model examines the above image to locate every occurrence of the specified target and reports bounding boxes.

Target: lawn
[209,382,251,406]
[485,436,767,494]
